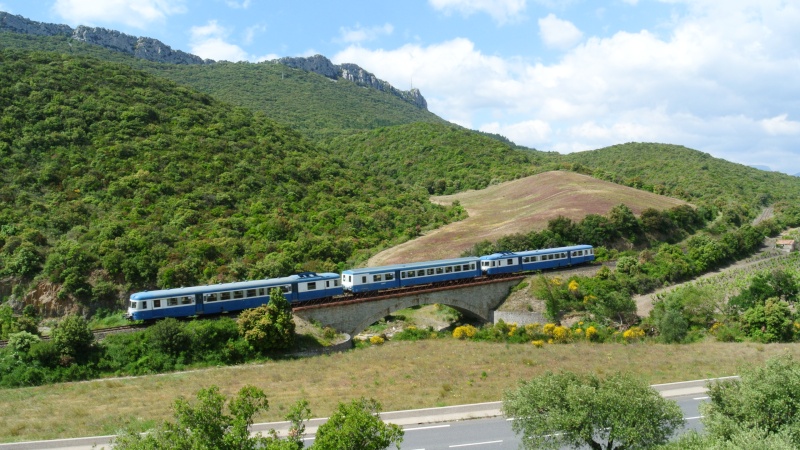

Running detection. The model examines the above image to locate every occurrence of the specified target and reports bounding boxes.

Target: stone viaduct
[293,277,525,336]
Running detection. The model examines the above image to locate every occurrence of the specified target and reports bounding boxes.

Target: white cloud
[538,14,583,50]
[243,23,267,45]
[428,0,527,24]
[189,20,249,62]
[760,114,800,136]
[338,23,394,45]
[51,0,186,29]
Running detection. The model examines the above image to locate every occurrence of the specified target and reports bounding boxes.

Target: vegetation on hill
[561,143,800,214]
[325,122,544,195]
[0,49,460,309]
[0,31,446,142]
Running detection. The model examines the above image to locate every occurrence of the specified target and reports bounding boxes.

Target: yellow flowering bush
[531,340,545,348]
[369,335,385,345]
[585,326,598,341]
[452,324,478,339]
[550,277,563,287]
[525,323,541,335]
[552,326,571,343]
[568,280,579,292]
[623,326,645,342]
[543,323,556,336]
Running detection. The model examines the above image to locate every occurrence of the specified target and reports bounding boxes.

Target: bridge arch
[294,278,523,336]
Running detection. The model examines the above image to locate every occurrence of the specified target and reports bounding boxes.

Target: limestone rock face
[0,11,212,65]
[278,55,428,110]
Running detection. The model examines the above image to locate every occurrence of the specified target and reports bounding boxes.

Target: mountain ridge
[0,11,426,109]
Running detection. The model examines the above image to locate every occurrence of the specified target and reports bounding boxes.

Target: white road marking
[450,440,503,447]
[693,396,709,400]
[405,424,451,431]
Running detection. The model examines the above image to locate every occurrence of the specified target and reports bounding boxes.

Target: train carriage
[481,245,595,275]
[127,272,342,320]
[342,257,481,293]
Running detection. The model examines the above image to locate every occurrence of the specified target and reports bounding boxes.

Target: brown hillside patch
[368,171,687,266]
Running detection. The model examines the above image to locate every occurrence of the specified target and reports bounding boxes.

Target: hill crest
[367,171,688,266]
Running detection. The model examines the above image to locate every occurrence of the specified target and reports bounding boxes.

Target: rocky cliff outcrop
[1,11,427,108]
[0,11,212,65]
[278,55,428,110]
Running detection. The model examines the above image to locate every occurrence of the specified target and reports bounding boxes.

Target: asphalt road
[0,377,730,450]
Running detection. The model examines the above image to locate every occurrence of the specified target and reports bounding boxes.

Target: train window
[362,276,367,283]
[470,263,476,270]
[436,267,444,274]
[454,265,461,272]
[427,269,434,275]
[246,289,257,297]
[153,300,161,308]
[220,292,231,301]
[129,301,135,309]
[385,273,394,281]
[181,296,192,305]
[561,253,566,258]
[258,288,266,296]
[168,297,178,306]
[374,274,382,282]
[507,259,513,265]
[140,301,148,309]
[233,291,244,300]
[445,266,452,273]
[307,282,317,290]
[282,285,292,293]
[415,270,423,277]
[206,293,217,302]
[334,279,340,286]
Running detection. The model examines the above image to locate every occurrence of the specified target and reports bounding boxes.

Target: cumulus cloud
[334,0,800,173]
[338,23,394,45]
[428,0,527,24]
[190,20,249,62]
[538,14,583,50]
[51,0,186,29]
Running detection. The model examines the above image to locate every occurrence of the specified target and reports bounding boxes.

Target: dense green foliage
[325,122,543,195]
[0,49,460,307]
[237,288,296,351]
[0,315,280,387]
[503,371,684,450]
[113,385,308,450]
[0,32,445,142]
[561,143,800,213]
[313,398,403,450]
[660,356,800,449]
[649,255,800,343]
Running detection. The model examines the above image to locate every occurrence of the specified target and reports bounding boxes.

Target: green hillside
[325,122,547,195]
[561,143,800,213]
[0,49,458,307]
[0,32,446,142]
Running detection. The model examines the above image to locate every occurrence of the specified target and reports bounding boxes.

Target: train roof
[342,256,480,275]
[480,245,593,260]
[130,272,340,300]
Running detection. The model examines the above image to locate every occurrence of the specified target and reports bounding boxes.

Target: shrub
[531,340,545,348]
[623,326,645,342]
[452,324,477,339]
[369,335,385,345]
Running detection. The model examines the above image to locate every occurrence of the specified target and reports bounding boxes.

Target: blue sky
[4,0,800,175]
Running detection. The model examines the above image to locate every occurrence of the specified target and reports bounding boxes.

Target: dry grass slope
[369,171,687,266]
[1,340,797,443]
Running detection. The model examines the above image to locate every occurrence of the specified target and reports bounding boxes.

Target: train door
[195,293,204,315]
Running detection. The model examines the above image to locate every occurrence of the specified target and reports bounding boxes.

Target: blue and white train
[127,245,594,320]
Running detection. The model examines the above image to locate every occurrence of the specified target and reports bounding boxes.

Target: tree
[503,371,684,450]
[113,385,308,450]
[51,314,94,361]
[237,287,296,351]
[312,398,403,450]
[701,355,800,447]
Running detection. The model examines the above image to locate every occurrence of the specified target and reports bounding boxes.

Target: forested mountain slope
[0,49,460,311]
[562,143,800,212]
[0,31,446,142]
[325,123,547,195]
